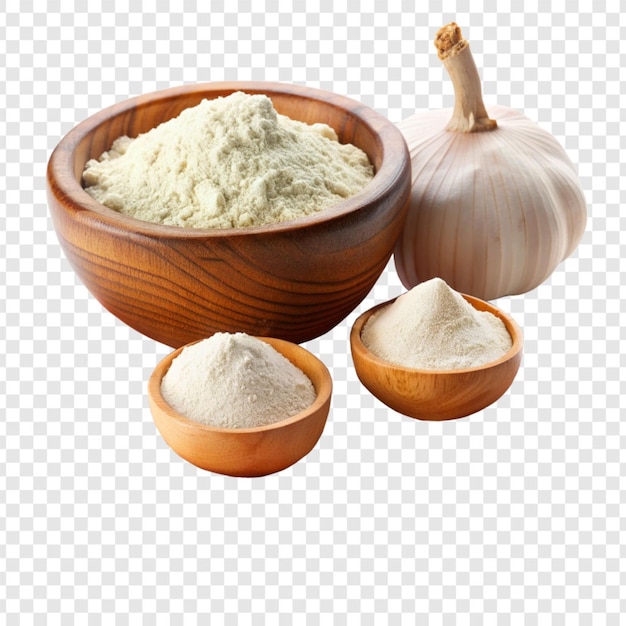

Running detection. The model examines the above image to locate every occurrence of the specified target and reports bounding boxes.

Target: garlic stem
[435,23,497,133]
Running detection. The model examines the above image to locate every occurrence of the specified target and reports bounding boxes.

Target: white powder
[361,277,513,370]
[160,332,317,428]
[82,91,374,228]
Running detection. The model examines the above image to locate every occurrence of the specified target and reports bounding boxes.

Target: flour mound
[361,277,513,370]
[83,91,374,228]
[160,333,317,428]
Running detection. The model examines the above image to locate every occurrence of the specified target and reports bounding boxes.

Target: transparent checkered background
[2,1,624,623]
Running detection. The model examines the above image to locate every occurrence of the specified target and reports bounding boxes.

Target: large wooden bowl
[350,294,523,421]
[47,82,411,347]
[148,337,332,477]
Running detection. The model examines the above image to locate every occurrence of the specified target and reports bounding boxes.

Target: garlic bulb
[394,23,587,300]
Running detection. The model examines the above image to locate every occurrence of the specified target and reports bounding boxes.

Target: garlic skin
[394,24,587,301]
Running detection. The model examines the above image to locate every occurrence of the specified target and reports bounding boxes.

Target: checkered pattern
[2,2,624,622]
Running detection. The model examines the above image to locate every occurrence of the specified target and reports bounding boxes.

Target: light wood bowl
[47,81,411,347]
[148,337,332,477]
[350,294,523,421]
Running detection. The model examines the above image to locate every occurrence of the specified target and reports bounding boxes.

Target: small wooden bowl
[350,294,523,421]
[47,81,411,347]
[148,337,332,477]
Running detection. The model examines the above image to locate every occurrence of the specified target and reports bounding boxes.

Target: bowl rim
[350,292,524,375]
[148,335,333,434]
[48,80,409,238]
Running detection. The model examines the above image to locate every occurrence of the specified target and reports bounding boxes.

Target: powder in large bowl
[361,277,513,370]
[160,332,317,428]
[82,91,374,228]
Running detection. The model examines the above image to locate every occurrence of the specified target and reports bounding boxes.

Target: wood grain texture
[350,294,523,421]
[148,337,332,477]
[46,82,411,346]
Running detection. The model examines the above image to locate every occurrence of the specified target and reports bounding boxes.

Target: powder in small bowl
[160,332,317,428]
[361,277,513,370]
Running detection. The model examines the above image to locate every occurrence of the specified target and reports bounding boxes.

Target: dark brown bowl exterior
[46,82,411,347]
[148,337,332,477]
[350,294,523,421]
